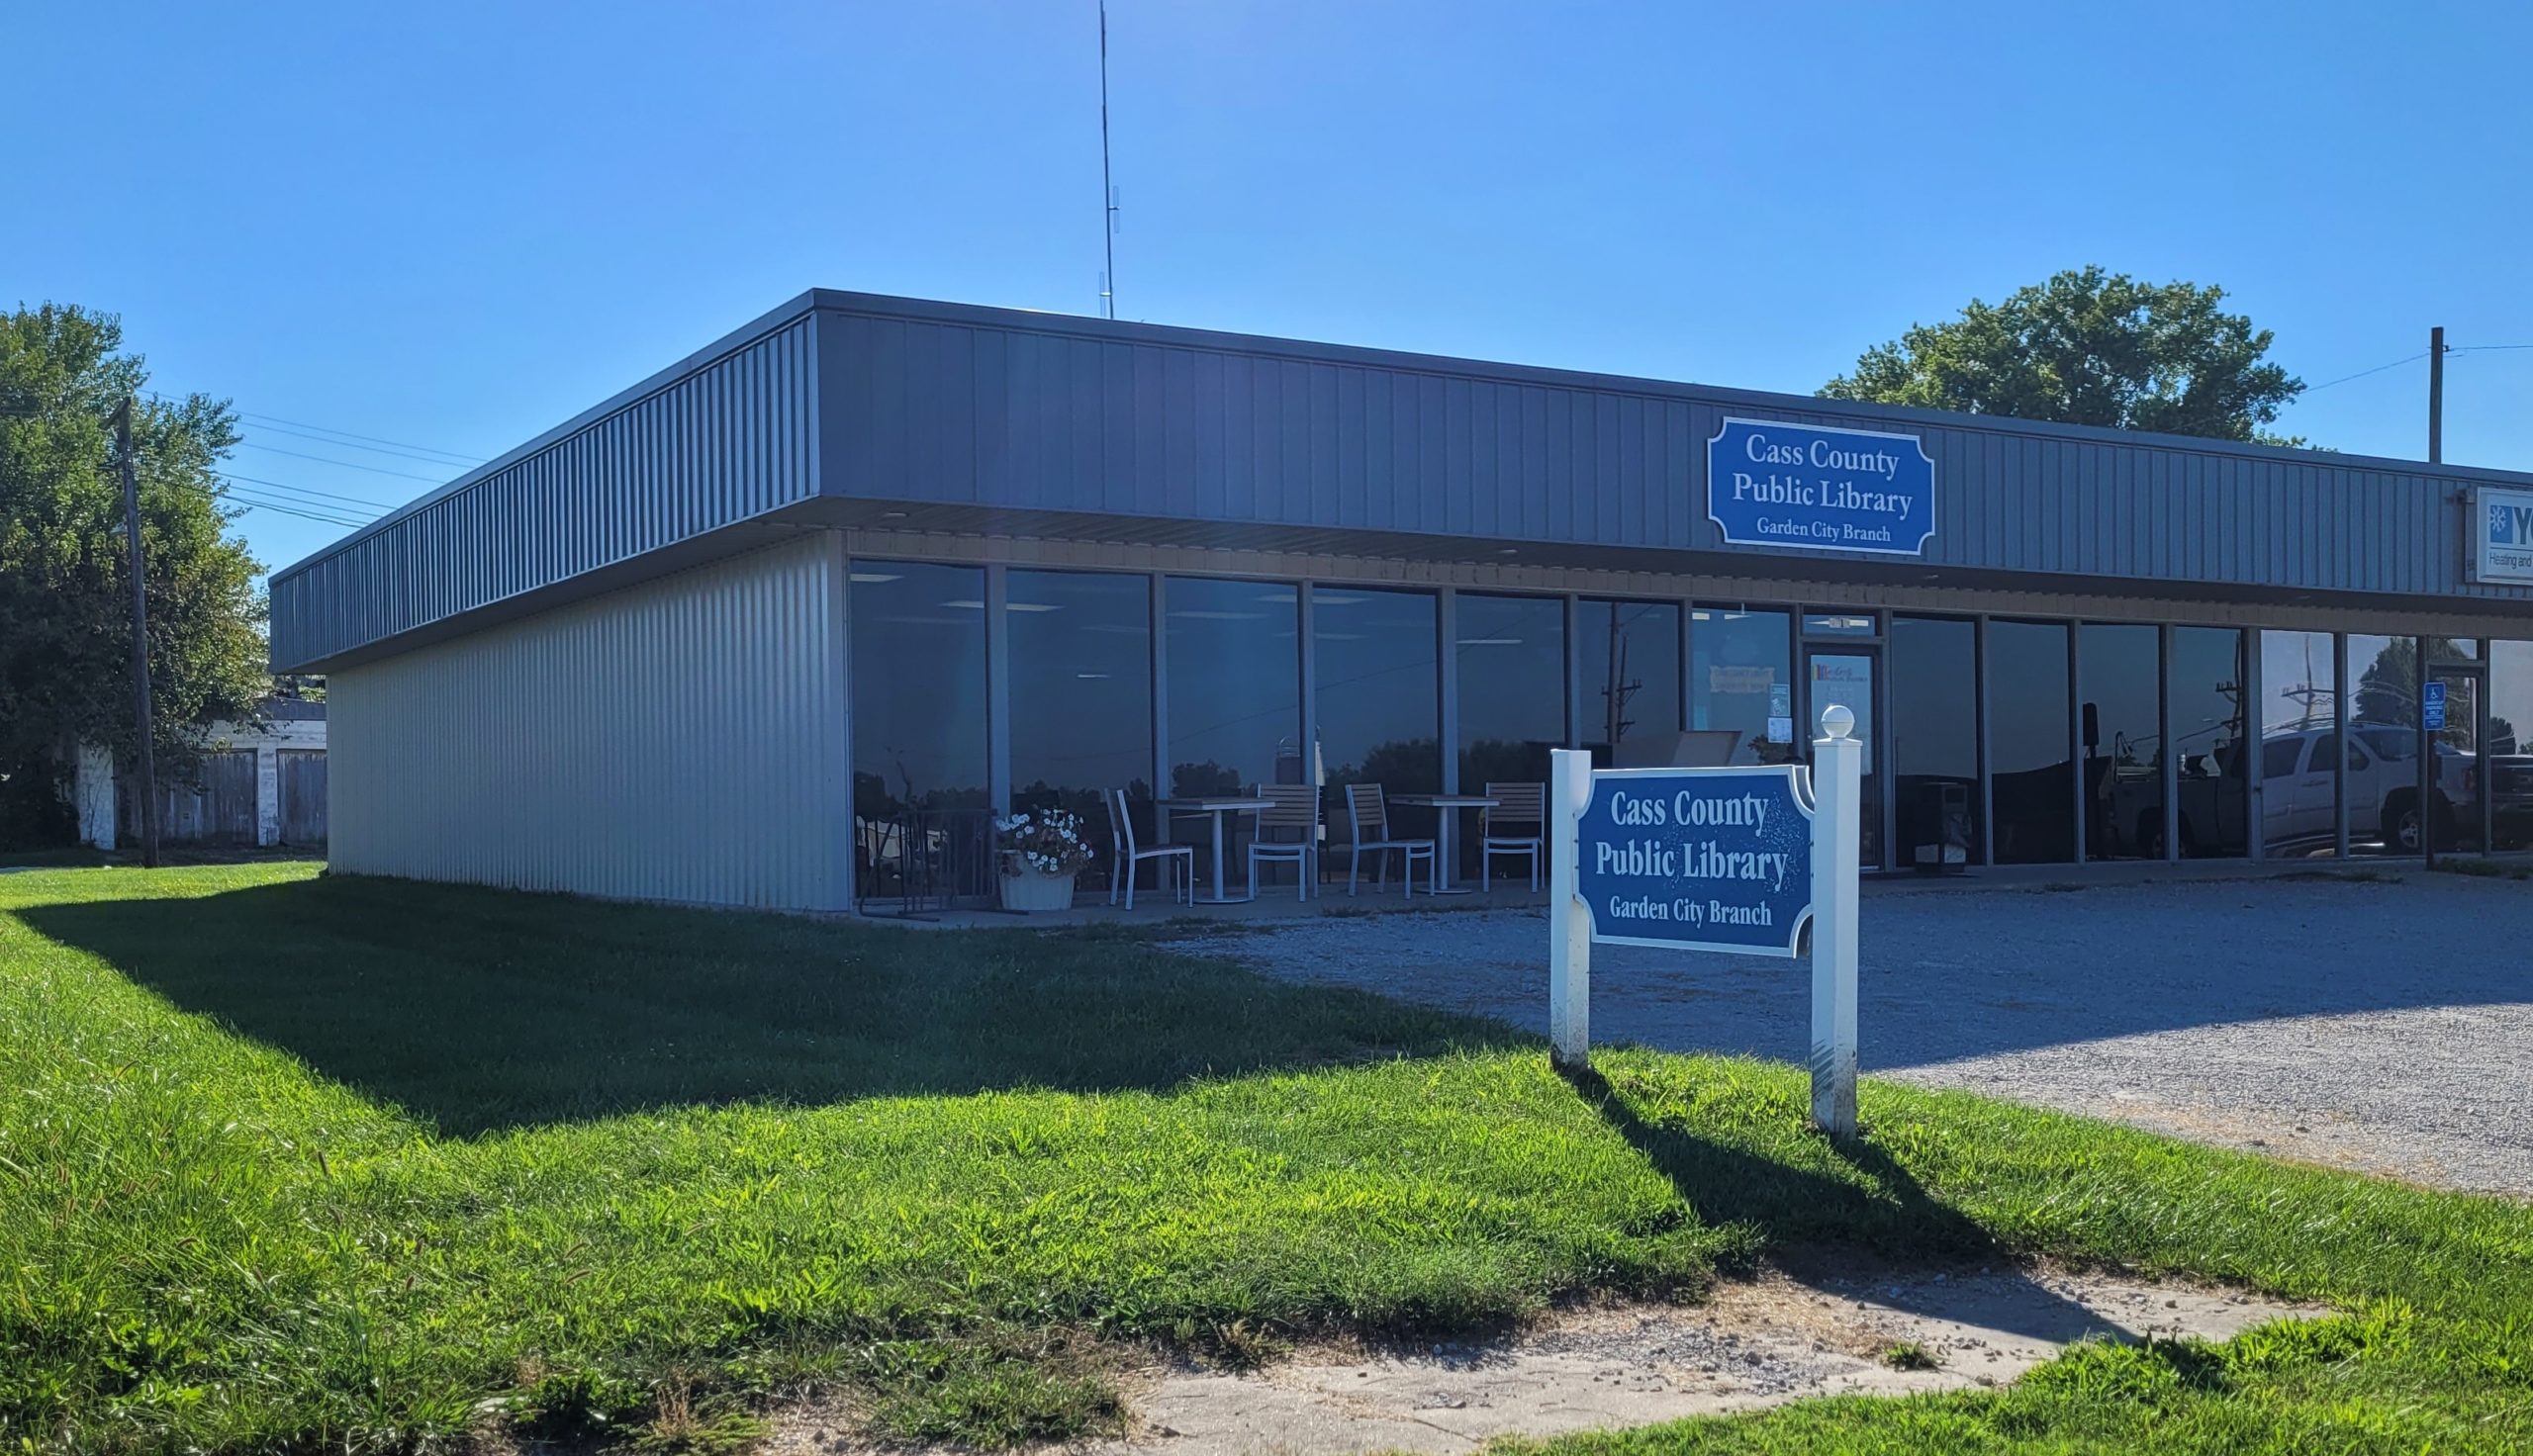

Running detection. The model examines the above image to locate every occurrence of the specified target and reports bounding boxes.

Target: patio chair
[1342,782,1435,897]
[1246,783,1320,900]
[1479,781,1547,891]
[1103,787,1191,910]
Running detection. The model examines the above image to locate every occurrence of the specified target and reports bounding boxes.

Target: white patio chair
[1479,781,1546,891]
[1246,783,1320,900]
[1343,782,1435,897]
[1103,787,1192,910]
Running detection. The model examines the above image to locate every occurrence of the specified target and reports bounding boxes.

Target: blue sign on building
[1571,766,1814,956]
[1708,416,1937,556]
[2423,680,2447,732]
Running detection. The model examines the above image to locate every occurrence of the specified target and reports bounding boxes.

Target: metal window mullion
[1297,579,1319,798]
[2070,623,2088,866]
[2333,632,2350,860]
[2161,623,2180,864]
[985,564,1011,816]
[829,532,857,912]
[1564,594,1583,750]
[2243,628,2264,864]
[1976,614,1994,867]
[1875,638,1895,871]
[2480,643,2492,852]
[1438,587,1460,794]
[1149,573,1171,827]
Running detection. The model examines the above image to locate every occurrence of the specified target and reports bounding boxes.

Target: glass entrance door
[2429,664,2486,852]
[1804,648,1883,868]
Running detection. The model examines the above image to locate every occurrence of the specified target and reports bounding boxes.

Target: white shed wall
[327,532,849,910]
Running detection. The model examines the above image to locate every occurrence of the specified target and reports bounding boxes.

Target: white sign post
[1807,706,1862,1138]
[1548,705,1865,1138]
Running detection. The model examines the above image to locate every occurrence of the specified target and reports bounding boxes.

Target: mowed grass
[1,864,2528,1454]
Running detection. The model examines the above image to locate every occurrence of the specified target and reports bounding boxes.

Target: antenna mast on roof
[1098,0,1119,319]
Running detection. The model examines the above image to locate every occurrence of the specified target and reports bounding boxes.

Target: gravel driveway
[1170,873,2533,1198]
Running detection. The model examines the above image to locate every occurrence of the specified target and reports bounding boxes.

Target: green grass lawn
[3,863,2529,1454]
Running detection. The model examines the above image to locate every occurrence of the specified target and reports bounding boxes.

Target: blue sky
[8,0,2531,579]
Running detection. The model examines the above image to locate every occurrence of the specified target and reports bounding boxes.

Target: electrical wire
[232,440,452,483]
[2301,352,2428,394]
[216,471,399,510]
[231,417,486,468]
[142,388,485,466]
[223,491,374,528]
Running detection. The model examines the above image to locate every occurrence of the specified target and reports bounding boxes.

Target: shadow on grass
[1560,1063,1998,1259]
[1558,1063,2124,1342]
[18,874,1521,1137]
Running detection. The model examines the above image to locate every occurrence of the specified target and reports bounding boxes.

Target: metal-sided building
[267,289,2533,911]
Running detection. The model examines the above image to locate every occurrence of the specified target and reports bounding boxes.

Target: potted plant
[993,808,1094,912]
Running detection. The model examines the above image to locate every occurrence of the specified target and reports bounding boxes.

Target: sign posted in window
[1549,709,1866,1137]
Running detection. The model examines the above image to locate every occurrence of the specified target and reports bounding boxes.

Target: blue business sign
[2423,680,2447,733]
[1708,416,1936,556]
[1572,766,1814,956]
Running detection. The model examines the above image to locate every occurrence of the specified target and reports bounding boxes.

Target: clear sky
[8,0,2531,581]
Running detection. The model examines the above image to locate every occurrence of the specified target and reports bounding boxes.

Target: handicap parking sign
[2424,680,2447,732]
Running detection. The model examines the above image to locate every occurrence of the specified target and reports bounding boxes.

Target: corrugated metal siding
[271,313,819,669]
[326,535,847,911]
[819,306,2533,607]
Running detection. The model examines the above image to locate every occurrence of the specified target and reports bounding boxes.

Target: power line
[234,417,486,468]
[2302,352,2427,394]
[223,491,374,529]
[216,471,397,510]
[143,388,485,465]
[230,439,452,483]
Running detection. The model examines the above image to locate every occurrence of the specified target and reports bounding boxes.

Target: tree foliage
[0,304,267,842]
[1821,266,2307,445]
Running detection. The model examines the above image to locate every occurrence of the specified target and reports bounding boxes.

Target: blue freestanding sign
[2424,680,2447,732]
[1548,710,1867,1137]
[1707,417,1936,556]
[1570,766,1814,956]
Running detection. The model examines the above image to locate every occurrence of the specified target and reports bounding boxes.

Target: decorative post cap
[1820,704,1855,740]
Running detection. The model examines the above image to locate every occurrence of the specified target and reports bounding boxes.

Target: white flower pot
[999,865,1079,913]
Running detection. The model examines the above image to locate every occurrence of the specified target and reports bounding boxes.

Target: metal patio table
[1157,796,1268,904]
[1389,792,1499,894]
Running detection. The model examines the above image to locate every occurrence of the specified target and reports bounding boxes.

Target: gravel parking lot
[1170,872,2533,1198]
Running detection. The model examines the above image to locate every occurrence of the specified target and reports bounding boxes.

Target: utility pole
[2428,325,2445,465]
[110,398,161,868]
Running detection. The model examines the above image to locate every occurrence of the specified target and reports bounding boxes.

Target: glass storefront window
[1576,599,1682,768]
[2257,630,2338,859]
[1988,620,2074,864]
[1690,605,1796,766]
[1315,588,1441,835]
[2347,634,2419,855]
[1008,571,1154,864]
[1165,578,1300,797]
[852,561,992,901]
[2081,624,2163,861]
[1891,616,1979,867]
[2491,641,2533,851]
[2169,626,2249,858]
[1456,592,1565,791]
[851,562,988,816]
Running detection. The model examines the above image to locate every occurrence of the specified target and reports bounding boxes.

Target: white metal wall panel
[326,534,847,911]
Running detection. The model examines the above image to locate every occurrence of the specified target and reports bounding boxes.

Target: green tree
[0,304,267,845]
[1821,266,2307,445]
